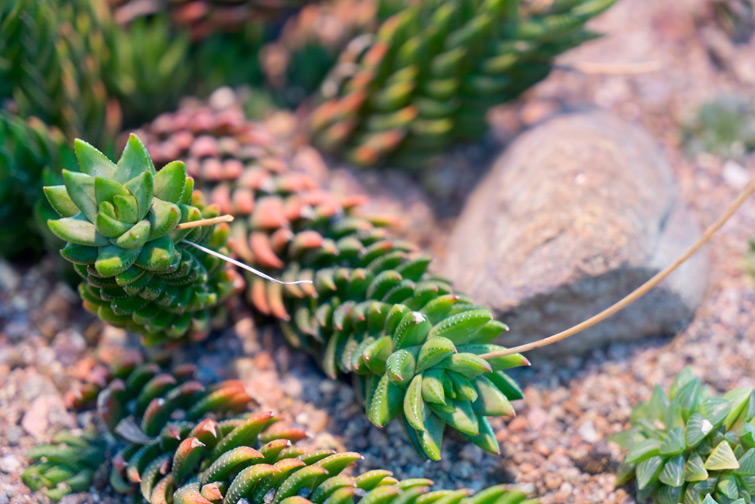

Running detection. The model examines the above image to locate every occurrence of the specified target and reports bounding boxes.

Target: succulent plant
[682,96,755,160]
[131,97,529,460]
[0,113,78,259]
[44,134,240,345]
[308,0,615,168]
[107,0,313,40]
[612,368,755,504]
[23,431,107,502]
[0,0,122,148]
[28,352,537,504]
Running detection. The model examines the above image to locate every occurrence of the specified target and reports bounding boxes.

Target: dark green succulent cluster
[27,353,536,504]
[0,113,77,259]
[44,135,238,344]
[22,431,107,502]
[613,368,755,504]
[308,0,615,167]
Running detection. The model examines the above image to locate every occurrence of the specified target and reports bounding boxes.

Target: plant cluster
[132,104,529,460]
[28,352,536,504]
[613,368,755,504]
[308,0,615,167]
[45,135,240,344]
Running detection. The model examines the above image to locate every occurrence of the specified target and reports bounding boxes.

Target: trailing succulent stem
[612,368,755,504]
[44,134,240,345]
[28,353,536,504]
[132,99,529,460]
[308,0,615,168]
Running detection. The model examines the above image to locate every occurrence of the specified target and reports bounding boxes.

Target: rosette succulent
[44,134,239,345]
[26,352,537,504]
[613,368,755,504]
[132,98,529,460]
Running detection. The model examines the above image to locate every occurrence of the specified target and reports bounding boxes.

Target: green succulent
[612,368,755,504]
[44,134,238,344]
[682,96,755,160]
[130,102,530,460]
[26,353,537,504]
[308,0,614,168]
[23,431,107,502]
[0,113,78,259]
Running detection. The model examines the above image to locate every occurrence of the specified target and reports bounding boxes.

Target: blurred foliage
[308,0,615,168]
[0,113,77,259]
[682,96,755,160]
[710,0,755,43]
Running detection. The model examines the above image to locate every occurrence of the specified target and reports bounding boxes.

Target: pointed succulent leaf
[62,170,98,222]
[148,199,181,240]
[44,185,79,217]
[95,177,130,206]
[705,441,739,471]
[95,245,141,277]
[386,349,417,387]
[125,171,155,221]
[684,454,709,482]
[49,215,108,246]
[659,455,684,487]
[74,139,116,178]
[686,413,716,448]
[636,456,664,489]
[111,220,151,250]
[154,161,187,203]
[416,337,456,372]
[113,194,139,224]
[660,426,686,456]
[116,134,156,183]
[404,374,426,431]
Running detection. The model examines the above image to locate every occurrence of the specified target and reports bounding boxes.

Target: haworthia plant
[44,134,240,345]
[22,431,107,502]
[612,368,755,504]
[132,99,530,460]
[27,353,537,504]
[308,0,615,168]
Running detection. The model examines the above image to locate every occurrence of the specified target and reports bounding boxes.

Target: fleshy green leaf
[74,139,116,178]
[148,199,180,240]
[636,455,664,489]
[115,134,156,183]
[404,374,426,431]
[114,194,139,225]
[96,210,132,238]
[94,177,130,206]
[705,441,740,471]
[62,170,97,222]
[49,215,108,247]
[684,454,709,482]
[416,336,456,372]
[95,245,140,277]
[153,161,186,203]
[686,413,716,448]
[43,185,78,217]
[111,220,151,250]
[626,439,662,464]
[660,426,686,456]
[659,454,684,487]
[125,171,155,221]
[136,235,176,271]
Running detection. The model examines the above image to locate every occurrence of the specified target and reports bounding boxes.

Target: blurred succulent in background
[682,96,755,160]
[308,0,615,168]
[23,431,107,502]
[131,96,529,460]
[0,113,78,259]
[44,134,240,344]
[260,0,379,107]
[612,368,755,504]
[107,0,314,40]
[0,0,122,148]
[27,351,537,504]
[708,0,755,43]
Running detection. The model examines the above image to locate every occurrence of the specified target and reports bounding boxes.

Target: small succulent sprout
[44,134,239,345]
[23,431,107,502]
[612,367,755,504]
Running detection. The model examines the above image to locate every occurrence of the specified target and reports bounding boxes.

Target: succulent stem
[481,179,755,360]
[175,214,234,229]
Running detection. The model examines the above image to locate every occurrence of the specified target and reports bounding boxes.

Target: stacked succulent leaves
[28,352,536,504]
[308,0,615,167]
[44,135,239,345]
[131,100,529,460]
[613,368,755,504]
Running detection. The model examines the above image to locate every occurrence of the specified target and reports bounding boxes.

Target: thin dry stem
[557,60,662,76]
[175,215,234,230]
[481,179,755,360]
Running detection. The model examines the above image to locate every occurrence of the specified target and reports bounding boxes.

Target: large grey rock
[442,111,709,356]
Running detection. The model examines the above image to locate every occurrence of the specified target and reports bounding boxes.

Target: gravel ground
[2,0,755,503]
